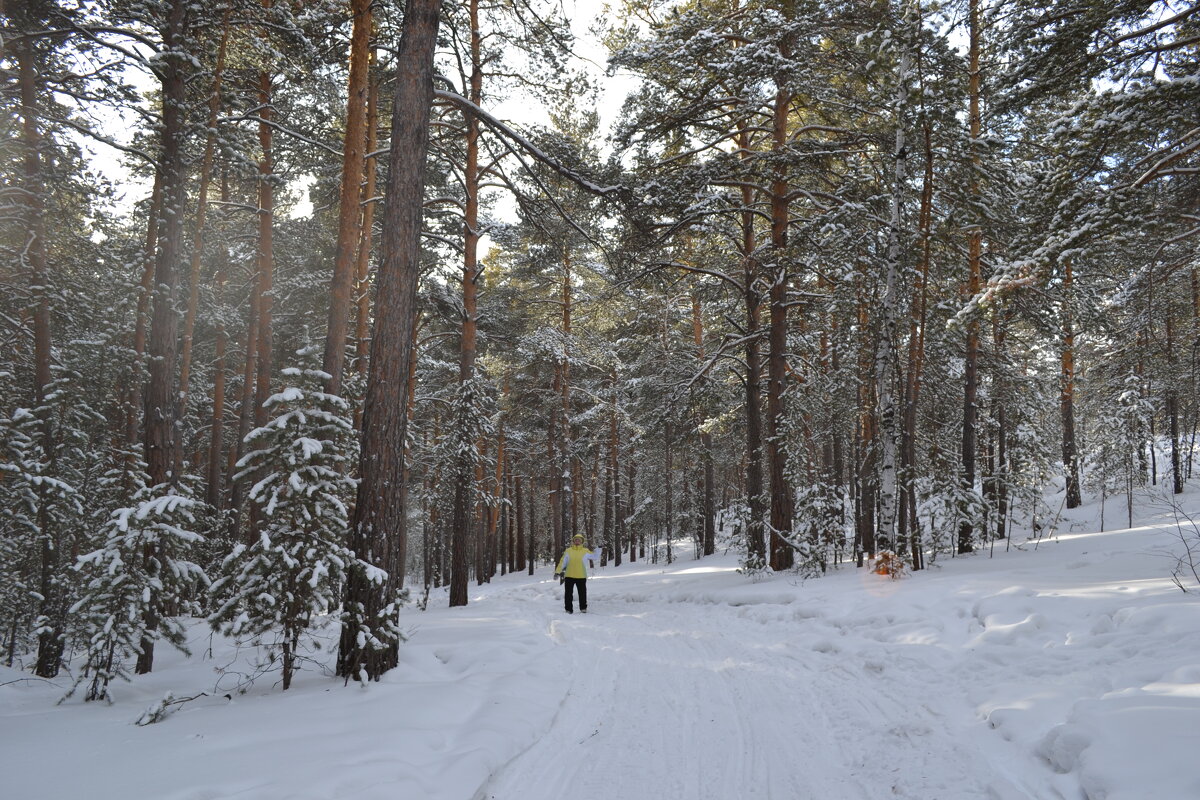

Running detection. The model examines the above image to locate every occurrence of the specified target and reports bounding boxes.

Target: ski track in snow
[479,579,1024,800]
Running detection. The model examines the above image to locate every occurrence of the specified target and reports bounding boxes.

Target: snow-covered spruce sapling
[67,487,206,703]
[1,374,97,675]
[209,360,358,690]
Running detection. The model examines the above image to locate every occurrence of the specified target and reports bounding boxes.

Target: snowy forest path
[477,570,1032,800]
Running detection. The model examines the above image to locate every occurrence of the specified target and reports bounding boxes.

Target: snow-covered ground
[4,490,1200,800]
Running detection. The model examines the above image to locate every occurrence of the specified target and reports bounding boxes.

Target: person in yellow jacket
[555,534,597,614]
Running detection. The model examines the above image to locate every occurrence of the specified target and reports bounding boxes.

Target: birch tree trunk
[875,10,910,556]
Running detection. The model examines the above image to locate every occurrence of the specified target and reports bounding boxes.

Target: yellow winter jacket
[557,545,593,579]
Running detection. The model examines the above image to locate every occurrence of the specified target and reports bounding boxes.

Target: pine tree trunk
[611,385,623,567]
[527,476,537,575]
[665,419,674,564]
[17,25,65,679]
[126,172,162,454]
[739,126,767,568]
[603,446,613,564]
[355,67,380,380]
[229,270,260,524]
[560,256,574,546]
[253,60,275,430]
[766,74,794,572]
[627,462,637,563]
[515,474,526,572]
[1166,306,1183,494]
[246,46,276,540]
[902,114,934,571]
[178,19,229,423]
[959,0,983,552]
[206,261,228,510]
[1061,257,1082,508]
[338,0,443,680]
[992,307,1010,539]
[449,0,483,607]
[323,0,373,397]
[691,295,716,556]
[137,0,191,675]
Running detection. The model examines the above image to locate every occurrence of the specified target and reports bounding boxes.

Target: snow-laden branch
[34,110,158,166]
[218,113,341,156]
[1132,127,1200,188]
[433,88,621,197]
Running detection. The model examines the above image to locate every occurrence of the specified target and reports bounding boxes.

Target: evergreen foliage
[210,352,358,690]
[69,485,206,702]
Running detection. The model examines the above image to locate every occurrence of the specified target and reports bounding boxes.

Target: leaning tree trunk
[338,0,443,680]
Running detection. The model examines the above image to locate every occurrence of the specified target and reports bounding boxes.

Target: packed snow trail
[4,512,1198,800]
[478,570,1032,800]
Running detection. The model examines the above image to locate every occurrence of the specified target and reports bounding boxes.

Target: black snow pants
[564,577,587,613]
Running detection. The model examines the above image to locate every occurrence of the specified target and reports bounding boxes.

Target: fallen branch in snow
[1,676,62,688]
[134,691,208,726]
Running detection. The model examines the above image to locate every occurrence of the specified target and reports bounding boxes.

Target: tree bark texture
[338,0,443,680]
[324,0,374,397]
[137,0,191,675]
[1060,257,1082,508]
[766,70,794,572]
[17,21,66,679]
[178,18,229,421]
[449,0,483,607]
[959,0,983,553]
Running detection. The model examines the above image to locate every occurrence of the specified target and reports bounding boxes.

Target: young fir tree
[69,481,206,702]
[210,351,360,690]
